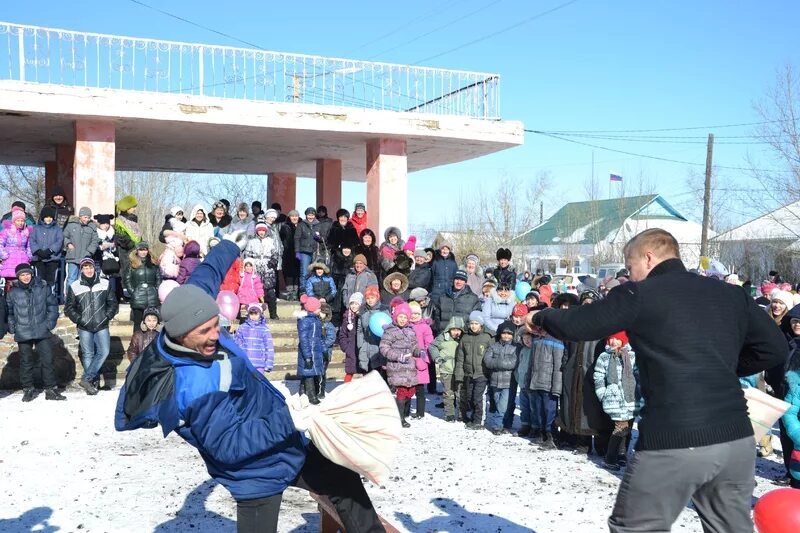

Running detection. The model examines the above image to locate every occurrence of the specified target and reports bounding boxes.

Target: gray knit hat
[409,287,429,301]
[79,206,92,217]
[349,292,364,306]
[161,284,219,338]
[468,310,484,325]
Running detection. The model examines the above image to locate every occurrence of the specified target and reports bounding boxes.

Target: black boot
[45,388,66,401]
[539,432,557,450]
[403,399,412,421]
[304,377,320,405]
[517,425,532,437]
[396,399,410,428]
[21,388,35,402]
[412,390,426,419]
[79,379,99,396]
[604,434,624,470]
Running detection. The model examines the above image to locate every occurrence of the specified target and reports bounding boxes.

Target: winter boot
[412,391,426,419]
[21,388,35,402]
[79,379,99,396]
[445,415,456,422]
[45,388,66,401]
[304,377,320,405]
[539,432,557,450]
[517,425,532,437]
[403,399,412,420]
[396,399,410,428]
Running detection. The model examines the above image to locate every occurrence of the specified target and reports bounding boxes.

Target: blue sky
[4,1,799,232]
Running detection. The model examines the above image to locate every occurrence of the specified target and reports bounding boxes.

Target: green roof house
[508,194,708,273]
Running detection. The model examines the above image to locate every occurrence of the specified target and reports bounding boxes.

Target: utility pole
[700,133,714,258]
[539,201,543,224]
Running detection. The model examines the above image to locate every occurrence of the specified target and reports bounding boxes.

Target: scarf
[608,348,635,403]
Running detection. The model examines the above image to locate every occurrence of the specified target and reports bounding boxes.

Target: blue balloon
[369,311,392,337]
[515,281,532,302]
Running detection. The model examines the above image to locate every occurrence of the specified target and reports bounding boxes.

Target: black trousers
[131,308,144,334]
[18,336,56,389]
[459,377,486,423]
[415,384,426,416]
[33,261,60,288]
[236,445,385,533]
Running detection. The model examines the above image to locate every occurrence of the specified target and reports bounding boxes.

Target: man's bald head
[623,229,680,281]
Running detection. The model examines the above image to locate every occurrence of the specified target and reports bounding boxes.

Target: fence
[0,21,500,119]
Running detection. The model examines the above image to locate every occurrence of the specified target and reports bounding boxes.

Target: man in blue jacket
[115,235,385,533]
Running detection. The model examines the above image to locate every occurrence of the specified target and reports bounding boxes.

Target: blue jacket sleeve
[304,277,315,297]
[326,277,337,298]
[184,391,297,466]
[187,240,240,299]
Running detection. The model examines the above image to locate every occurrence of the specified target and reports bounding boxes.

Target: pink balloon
[158,280,180,304]
[216,290,240,321]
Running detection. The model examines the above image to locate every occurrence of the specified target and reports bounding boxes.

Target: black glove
[304,358,313,370]
[35,249,51,259]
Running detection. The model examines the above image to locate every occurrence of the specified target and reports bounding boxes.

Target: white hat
[771,290,794,310]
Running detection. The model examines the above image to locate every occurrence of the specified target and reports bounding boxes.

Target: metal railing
[0,21,500,119]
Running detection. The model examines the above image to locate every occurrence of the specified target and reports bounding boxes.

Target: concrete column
[315,159,342,211]
[366,138,407,240]
[73,120,115,215]
[44,161,58,198]
[56,144,74,198]
[267,172,297,212]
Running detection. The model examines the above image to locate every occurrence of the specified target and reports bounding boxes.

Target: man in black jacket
[531,229,786,533]
[65,257,119,395]
[7,263,65,402]
[433,270,482,334]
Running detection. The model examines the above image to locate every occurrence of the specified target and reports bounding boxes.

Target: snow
[0,385,786,533]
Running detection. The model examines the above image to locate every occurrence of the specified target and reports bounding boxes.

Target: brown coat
[127,329,159,363]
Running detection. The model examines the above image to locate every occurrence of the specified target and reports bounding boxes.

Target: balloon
[216,290,240,321]
[515,281,532,301]
[369,311,392,338]
[754,488,800,533]
[158,280,180,304]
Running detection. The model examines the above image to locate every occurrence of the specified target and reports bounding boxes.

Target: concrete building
[0,21,523,238]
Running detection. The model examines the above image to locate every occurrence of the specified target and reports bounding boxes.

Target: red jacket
[351,211,368,238]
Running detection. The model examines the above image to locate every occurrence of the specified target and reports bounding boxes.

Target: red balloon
[754,487,800,533]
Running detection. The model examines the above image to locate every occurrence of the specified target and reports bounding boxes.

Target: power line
[369,0,503,60]
[414,0,581,64]
[127,0,265,49]
[540,119,795,134]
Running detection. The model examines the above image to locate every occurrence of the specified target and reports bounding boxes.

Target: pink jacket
[0,224,32,278]
[411,318,434,385]
[238,271,264,305]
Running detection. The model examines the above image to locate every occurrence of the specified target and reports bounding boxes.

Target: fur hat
[300,294,321,313]
[40,206,56,220]
[392,302,412,323]
[512,303,529,317]
[468,310,484,325]
[497,321,515,336]
[409,287,429,301]
[353,254,368,266]
[402,235,417,253]
[308,262,330,274]
[349,292,364,306]
[364,285,380,299]
[319,302,332,320]
[116,195,138,213]
[242,257,256,268]
[336,208,350,219]
[383,272,409,293]
[608,331,629,347]
[236,202,249,215]
[496,248,512,261]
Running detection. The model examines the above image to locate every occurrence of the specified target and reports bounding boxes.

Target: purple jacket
[379,323,419,388]
[177,257,202,285]
[339,309,359,375]
[0,225,32,278]
[234,317,275,372]
[411,318,434,385]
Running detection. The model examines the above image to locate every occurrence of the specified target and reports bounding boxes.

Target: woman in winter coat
[340,293,362,382]
[351,203,368,237]
[429,242,458,301]
[114,195,142,299]
[381,272,410,306]
[463,253,484,296]
[296,295,325,404]
[279,210,300,299]
[238,258,265,306]
[159,236,183,281]
[593,331,637,470]
[409,301,434,419]
[176,240,202,285]
[481,284,516,336]
[0,207,33,284]
[327,209,360,252]
[225,203,255,236]
[208,200,232,234]
[124,242,161,333]
[378,227,405,279]
[330,245,355,326]
[158,206,187,244]
[185,205,215,256]
[353,228,381,275]
[380,302,420,427]
[244,221,283,320]
[408,250,432,292]
[29,206,63,289]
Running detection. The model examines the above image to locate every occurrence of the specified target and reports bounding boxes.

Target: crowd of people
[1,191,800,487]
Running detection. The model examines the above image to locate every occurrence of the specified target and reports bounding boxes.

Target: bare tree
[0,166,46,216]
[202,175,264,212]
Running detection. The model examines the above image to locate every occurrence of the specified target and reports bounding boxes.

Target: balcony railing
[0,21,500,119]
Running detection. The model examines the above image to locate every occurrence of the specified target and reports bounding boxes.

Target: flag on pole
[610,173,623,182]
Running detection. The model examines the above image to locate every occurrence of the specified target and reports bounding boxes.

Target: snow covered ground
[0,384,786,533]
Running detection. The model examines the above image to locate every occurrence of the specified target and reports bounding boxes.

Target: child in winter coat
[409,301,434,419]
[481,283,516,336]
[357,285,389,374]
[340,292,362,382]
[159,236,183,281]
[305,262,337,302]
[515,331,535,437]
[782,367,800,489]
[126,307,160,364]
[0,207,33,285]
[238,258,265,307]
[483,321,519,434]
[594,331,637,470]
[429,316,466,422]
[234,303,275,375]
[528,319,565,448]
[176,240,202,284]
[455,311,493,428]
[379,302,419,428]
[318,302,337,399]
[296,295,324,405]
